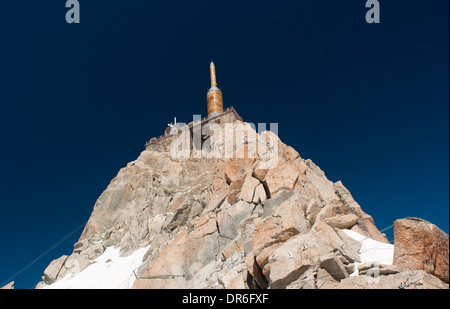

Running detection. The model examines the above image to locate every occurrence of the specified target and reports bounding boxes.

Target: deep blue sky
[0,1,448,289]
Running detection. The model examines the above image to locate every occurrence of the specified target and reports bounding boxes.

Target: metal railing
[144,107,241,146]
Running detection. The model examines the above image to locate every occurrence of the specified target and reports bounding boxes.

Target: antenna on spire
[210,61,217,87]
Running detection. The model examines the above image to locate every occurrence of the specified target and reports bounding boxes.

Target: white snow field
[43,245,150,289]
[342,229,394,276]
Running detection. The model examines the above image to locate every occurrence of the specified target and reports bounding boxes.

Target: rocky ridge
[35,120,449,289]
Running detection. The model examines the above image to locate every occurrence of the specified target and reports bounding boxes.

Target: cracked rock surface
[36,120,448,289]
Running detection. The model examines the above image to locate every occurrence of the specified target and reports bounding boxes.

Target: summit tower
[207,62,224,117]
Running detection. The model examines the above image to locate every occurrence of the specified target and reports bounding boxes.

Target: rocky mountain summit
[34,119,448,289]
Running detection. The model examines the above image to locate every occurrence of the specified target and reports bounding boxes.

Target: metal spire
[210,61,217,87]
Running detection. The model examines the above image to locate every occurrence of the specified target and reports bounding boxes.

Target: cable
[115,272,135,289]
[343,224,394,250]
[284,227,444,289]
[434,232,449,265]
[402,224,437,288]
[286,235,397,288]
[1,219,88,288]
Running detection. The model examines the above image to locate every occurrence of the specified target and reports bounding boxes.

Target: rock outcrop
[1,281,14,289]
[393,217,449,283]
[36,118,448,289]
[320,270,448,289]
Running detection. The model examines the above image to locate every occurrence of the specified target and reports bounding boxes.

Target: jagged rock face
[320,270,449,289]
[393,218,449,283]
[1,281,14,289]
[79,150,218,254]
[37,120,447,289]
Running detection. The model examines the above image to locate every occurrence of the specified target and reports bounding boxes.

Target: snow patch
[342,229,394,276]
[43,245,150,289]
